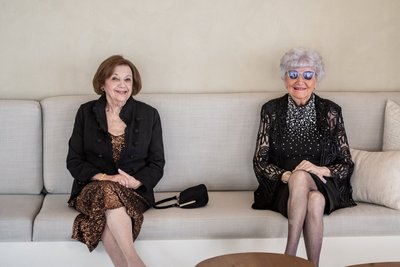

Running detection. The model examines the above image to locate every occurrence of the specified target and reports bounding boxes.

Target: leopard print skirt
[70,180,149,251]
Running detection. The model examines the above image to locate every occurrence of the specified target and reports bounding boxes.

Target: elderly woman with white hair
[252,47,356,266]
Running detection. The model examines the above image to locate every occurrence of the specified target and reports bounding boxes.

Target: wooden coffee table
[196,252,315,267]
[347,263,400,267]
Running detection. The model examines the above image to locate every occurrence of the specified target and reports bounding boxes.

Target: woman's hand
[281,171,292,183]
[93,170,142,189]
[294,160,330,183]
[114,169,142,189]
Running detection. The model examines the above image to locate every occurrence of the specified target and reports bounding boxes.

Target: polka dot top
[279,93,322,170]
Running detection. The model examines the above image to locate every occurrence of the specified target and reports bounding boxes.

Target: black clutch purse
[153,184,209,209]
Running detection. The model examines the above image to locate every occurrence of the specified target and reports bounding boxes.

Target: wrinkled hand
[294,160,330,183]
[112,169,142,189]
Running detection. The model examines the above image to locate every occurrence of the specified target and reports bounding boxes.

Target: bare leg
[303,191,325,267]
[102,224,128,267]
[105,207,146,267]
[285,171,318,256]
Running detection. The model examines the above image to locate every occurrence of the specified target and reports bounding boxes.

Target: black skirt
[271,173,341,218]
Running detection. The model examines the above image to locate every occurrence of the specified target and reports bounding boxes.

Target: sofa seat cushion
[33,192,400,242]
[145,192,400,239]
[33,194,78,241]
[324,202,400,237]
[0,195,43,241]
[141,191,287,240]
[34,192,288,241]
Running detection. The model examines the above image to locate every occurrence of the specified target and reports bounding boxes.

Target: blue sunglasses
[287,70,315,80]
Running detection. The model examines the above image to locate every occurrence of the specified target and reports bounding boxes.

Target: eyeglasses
[287,70,315,80]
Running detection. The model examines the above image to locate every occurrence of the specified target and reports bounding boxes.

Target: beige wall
[1,0,399,100]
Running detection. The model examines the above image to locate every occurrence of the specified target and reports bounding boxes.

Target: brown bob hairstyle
[92,55,142,96]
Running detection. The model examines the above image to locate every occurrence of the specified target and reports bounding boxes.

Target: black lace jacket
[253,94,355,209]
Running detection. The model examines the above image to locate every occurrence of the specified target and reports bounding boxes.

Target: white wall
[1,0,399,99]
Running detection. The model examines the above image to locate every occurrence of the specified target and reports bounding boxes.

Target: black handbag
[153,184,209,209]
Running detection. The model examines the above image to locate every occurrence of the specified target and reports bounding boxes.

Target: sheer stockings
[285,170,325,267]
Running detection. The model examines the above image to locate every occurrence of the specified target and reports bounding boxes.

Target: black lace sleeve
[325,106,354,181]
[253,105,285,185]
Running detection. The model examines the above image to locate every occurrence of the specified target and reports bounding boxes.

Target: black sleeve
[66,106,101,182]
[132,109,165,191]
[325,106,354,181]
[253,104,285,190]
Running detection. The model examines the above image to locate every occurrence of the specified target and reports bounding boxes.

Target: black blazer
[67,95,165,205]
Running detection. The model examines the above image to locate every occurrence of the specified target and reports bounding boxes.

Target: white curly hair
[280,47,325,82]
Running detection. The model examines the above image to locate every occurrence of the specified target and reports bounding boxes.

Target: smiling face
[103,65,133,106]
[284,67,316,106]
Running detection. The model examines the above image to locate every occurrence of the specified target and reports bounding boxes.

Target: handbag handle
[153,196,179,209]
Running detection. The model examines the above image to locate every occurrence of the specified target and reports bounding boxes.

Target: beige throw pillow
[350,148,400,209]
[383,99,400,151]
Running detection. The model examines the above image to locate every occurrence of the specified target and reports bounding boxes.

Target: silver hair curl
[279,47,325,82]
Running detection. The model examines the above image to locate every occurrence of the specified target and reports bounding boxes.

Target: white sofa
[1,92,400,267]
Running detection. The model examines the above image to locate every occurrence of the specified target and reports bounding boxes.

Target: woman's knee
[307,191,325,214]
[98,180,116,191]
[288,170,313,189]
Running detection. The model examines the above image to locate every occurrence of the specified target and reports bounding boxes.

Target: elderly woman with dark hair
[67,55,165,267]
[252,47,355,266]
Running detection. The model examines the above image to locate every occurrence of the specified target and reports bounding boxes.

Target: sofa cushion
[41,95,97,194]
[322,92,400,151]
[41,93,400,196]
[33,192,286,241]
[350,148,400,209]
[40,93,271,193]
[0,195,43,241]
[383,99,400,151]
[324,202,400,236]
[33,194,79,241]
[139,93,266,192]
[33,192,400,243]
[142,191,287,240]
[0,100,42,194]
